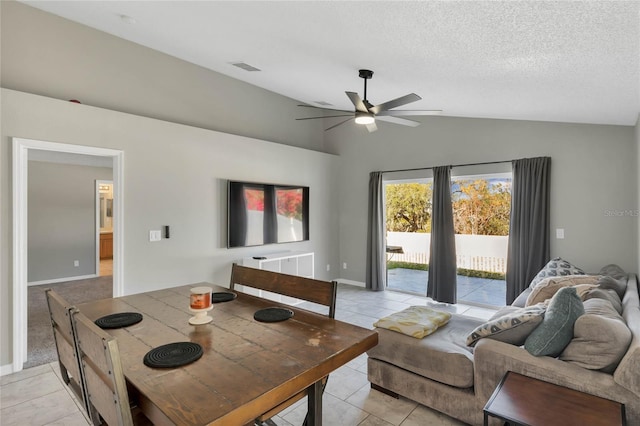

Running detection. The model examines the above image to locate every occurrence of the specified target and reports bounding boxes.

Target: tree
[385,183,433,232]
[451,179,511,235]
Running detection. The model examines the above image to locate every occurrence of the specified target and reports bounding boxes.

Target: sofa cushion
[525,275,599,306]
[614,275,640,397]
[559,298,631,373]
[511,288,531,308]
[524,286,584,357]
[368,313,482,388]
[529,257,585,289]
[466,303,546,347]
[373,306,451,339]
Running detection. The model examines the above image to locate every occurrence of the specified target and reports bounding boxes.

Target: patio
[387,268,506,307]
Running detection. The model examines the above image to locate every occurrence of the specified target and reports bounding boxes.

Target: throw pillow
[373,306,451,339]
[598,264,627,280]
[584,288,623,315]
[560,298,632,373]
[466,303,546,347]
[597,275,627,300]
[529,257,585,289]
[525,275,599,306]
[524,286,584,357]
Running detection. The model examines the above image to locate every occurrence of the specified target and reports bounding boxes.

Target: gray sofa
[367,271,640,425]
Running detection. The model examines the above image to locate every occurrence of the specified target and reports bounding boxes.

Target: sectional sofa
[367,264,640,425]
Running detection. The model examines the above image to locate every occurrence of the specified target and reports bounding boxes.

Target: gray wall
[28,161,112,282]
[325,116,638,283]
[0,1,325,152]
[1,0,638,370]
[1,89,339,368]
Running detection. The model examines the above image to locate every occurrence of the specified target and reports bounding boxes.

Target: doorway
[96,180,114,276]
[12,138,124,373]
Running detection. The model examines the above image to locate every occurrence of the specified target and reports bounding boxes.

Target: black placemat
[95,312,143,329]
[212,292,237,303]
[143,342,203,368]
[254,307,294,323]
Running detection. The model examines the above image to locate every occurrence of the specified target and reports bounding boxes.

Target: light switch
[149,230,162,242]
[556,228,565,239]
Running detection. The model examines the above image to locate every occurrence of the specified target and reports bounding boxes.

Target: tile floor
[1,284,497,426]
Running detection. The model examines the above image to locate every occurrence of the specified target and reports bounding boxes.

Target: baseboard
[28,274,99,286]
[336,279,366,288]
[1,363,15,376]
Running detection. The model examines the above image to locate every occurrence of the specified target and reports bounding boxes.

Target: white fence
[386,232,508,274]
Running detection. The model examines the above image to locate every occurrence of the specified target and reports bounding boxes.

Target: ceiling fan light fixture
[355,111,375,125]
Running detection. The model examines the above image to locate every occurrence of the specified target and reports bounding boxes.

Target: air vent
[230,62,261,72]
[314,101,333,106]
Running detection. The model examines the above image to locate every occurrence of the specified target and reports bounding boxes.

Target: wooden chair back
[230,263,338,318]
[230,263,337,424]
[45,289,89,413]
[71,308,134,426]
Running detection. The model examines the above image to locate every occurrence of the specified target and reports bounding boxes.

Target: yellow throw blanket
[373,306,452,339]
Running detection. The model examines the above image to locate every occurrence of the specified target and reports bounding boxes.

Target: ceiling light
[355,111,375,125]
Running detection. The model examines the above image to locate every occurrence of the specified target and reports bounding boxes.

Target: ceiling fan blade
[370,93,422,114]
[365,122,378,133]
[376,115,421,127]
[325,117,353,131]
[297,104,353,113]
[296,114,354,121]
[377,109,442,116]
[345,92,368,112]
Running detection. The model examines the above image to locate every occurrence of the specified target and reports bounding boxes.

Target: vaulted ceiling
[22,1,640,126]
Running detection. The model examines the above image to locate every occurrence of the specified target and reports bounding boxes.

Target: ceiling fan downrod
[359,69,373,103]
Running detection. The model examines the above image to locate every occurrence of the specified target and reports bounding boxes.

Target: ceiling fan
[296,69,441,132]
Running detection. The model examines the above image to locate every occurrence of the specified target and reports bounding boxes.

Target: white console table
[239,251,314,305]
[241,251,314,278]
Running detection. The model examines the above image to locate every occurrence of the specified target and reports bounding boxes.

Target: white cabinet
[241,251,314,278]
[239,251,314,305]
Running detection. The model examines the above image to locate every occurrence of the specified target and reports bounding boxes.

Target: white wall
[28,161,112,282]
[0,89,339,367]
[326,116,638,283]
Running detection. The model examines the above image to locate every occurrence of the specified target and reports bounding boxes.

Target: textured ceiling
[21,1,640,126]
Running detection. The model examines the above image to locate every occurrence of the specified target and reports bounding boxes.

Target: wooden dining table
[77,283,378,426]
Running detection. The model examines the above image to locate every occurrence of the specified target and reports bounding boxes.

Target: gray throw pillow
[529,257,585,289]
[584,288,623,315]
[597,275,627,300]
[559,298,632,373]
[524,286,584,357]
[598,264,626,280]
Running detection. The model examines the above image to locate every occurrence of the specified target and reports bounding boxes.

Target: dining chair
[230,263,338,425]
[44,289,90,415]
[70,308,150,426]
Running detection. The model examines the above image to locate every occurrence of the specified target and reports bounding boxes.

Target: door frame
[12,137,125,372]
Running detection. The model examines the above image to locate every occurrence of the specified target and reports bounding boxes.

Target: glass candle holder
[188,286,213,325]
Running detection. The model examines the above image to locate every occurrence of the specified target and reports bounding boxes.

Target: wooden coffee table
[483,371,626,426]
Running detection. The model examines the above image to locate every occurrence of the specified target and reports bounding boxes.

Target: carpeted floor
[26,275,113,368]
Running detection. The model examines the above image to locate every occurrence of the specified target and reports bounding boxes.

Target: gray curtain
[427,166,457,303]
[366,171,386,291]
[506,157,551,304]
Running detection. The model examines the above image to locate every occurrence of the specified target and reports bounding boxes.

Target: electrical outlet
[343,262,347,269]
[73,260,79,267]
[556,228,565,239]
[149,230,162,242]
[326,264,330,272]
